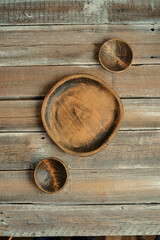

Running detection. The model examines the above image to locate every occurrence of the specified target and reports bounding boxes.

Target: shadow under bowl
[99,39,133,73]
[34,158,68,194]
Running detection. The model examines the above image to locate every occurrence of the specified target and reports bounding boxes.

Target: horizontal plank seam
[0,23,159,27]
[0,128,160,134]
[0,203,160,207]
[0,97,44,101]
[119,129,160,132]
[1,96,160,101]
[0,63,160,68]
[0,64,160,69]
[121,97,160,99]
[0,97,160,101]
[1,167,160,172]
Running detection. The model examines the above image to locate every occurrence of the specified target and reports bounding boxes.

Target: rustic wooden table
[0,0,160,237]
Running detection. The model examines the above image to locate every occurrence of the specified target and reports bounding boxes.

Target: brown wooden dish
[41,74,123,156]
[99,39,133,73]
[34,158,68,194]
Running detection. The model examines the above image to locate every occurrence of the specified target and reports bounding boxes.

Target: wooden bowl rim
[34,158,69,194]
[41,74,123,156]
[99,38,134,73]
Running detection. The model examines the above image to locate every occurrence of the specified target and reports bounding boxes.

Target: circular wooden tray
[41,74,123,156]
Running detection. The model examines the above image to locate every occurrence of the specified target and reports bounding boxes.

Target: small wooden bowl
[99,39,133,73]
[41,74,123,156]
[34,158,68,194]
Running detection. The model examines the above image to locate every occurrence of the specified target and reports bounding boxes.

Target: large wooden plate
[41,74,123,156]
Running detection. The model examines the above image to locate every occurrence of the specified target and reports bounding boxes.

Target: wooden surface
[0,65,160,99]
[1,204,160,236]
[0,0,159,25]
[0,98,160,132]
[1,168,160,204]
[0,0,160,237]
[0,131,160,171]
[0,25,159,67]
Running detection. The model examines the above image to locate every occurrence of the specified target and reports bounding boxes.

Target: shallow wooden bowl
[34,158,68,194]
[99,39,133,73]
[41,74,123,156]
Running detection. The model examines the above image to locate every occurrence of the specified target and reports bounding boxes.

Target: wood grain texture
[41,74,123,156]
[34,158,68,193]
[0,0,159,25]
[1,204,160,236]
[0,65,160,99]
[0,99,160,132]
[1,168,160,204]
[0,100,43,132]
[0,0,160,236]
[0,131,160,171]
[0,25,159,66]
[122,99,160,130]
[99,39,133,72]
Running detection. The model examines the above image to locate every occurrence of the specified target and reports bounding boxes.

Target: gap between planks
[0,202,160,207]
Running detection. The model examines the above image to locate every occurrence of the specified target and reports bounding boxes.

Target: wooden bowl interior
[42,75,123,156]
[99,39,133,72]
[34,158,68,193]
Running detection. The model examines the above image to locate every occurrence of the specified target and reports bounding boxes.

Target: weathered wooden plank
[1,204,160,236]
[0,25,159,66]
[1,25,159,46]
[0,168,160,204]
[0,100,43,132]
[0,65,160,98]
[0,0,159,25]
[0,131,159,170]
[1,99,160,132]
[122,99,160,130]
